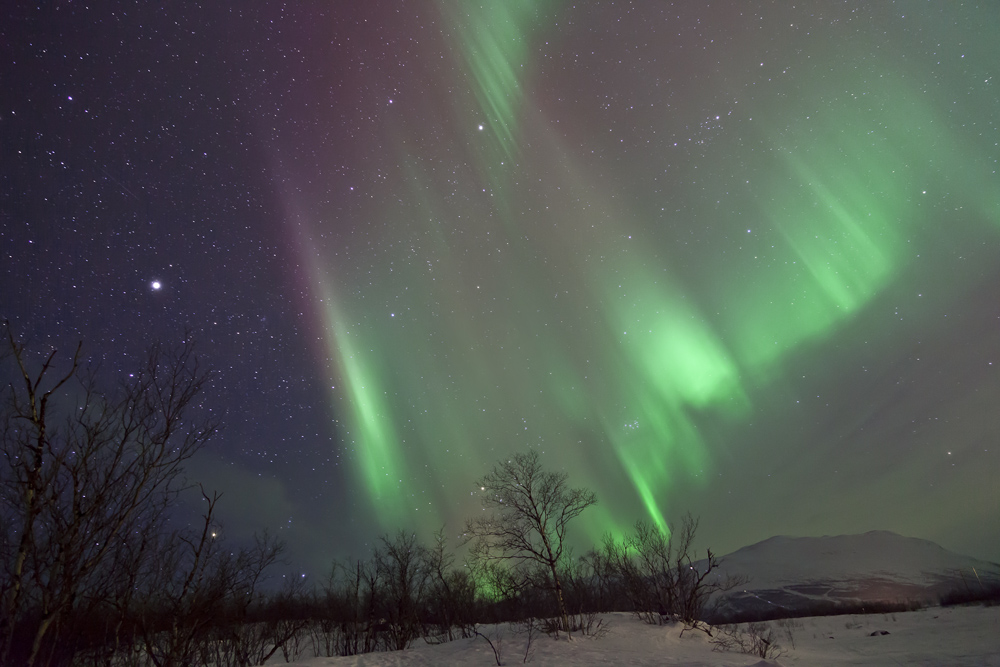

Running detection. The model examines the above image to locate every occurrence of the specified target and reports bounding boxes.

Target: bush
[939,580,1000,607]
[601,513,746,631]
[711,622,786,659]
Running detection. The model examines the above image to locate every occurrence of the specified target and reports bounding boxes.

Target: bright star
[150,280,162,291]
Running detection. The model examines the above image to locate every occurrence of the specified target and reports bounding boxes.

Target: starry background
[3,1,999,575]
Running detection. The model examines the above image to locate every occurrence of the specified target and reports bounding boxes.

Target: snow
[267,606,1000,667]
[707,531,1000,618]
[237,531,1000,666]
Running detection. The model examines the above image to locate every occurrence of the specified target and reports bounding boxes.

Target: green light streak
[330,318,401,502]
[781,163,895,311]
[285,5,1000,551]
[437,1,559,158]
[303,251,410,526]
[592,263,747,533]
[717,76,933,372]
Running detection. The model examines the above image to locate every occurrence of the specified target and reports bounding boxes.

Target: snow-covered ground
[268,605,1000,667]
[255,532,1000,666]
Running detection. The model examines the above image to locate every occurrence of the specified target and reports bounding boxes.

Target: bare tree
[137,490,229,667]
[201,532,287,667]
[464,450,596,635]
[375,531,428,651]
[316,556,383,656]
[136,490,285,667]
[0,324,216,666]
[424,528,477,640]
[670,514,743,632]
[603,513,746,633]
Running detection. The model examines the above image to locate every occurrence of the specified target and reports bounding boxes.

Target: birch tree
[465,451,596,635]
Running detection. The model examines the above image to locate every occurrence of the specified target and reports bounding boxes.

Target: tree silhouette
[0,324,216,666]
[465,450,596,635]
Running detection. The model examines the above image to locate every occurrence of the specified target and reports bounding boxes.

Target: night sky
[3,2,999,576]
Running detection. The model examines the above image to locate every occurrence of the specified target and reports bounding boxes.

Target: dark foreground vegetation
[2,328,991,667]
[939,583,1000,608]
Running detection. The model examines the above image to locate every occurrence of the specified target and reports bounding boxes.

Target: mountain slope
[708,530,1000,620]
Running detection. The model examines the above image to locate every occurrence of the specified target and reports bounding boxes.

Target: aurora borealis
[3,2,999,573]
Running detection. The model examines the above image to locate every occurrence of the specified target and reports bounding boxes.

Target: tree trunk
[551,563,571,637]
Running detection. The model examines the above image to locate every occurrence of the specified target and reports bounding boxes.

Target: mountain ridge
[706,530,1000,621]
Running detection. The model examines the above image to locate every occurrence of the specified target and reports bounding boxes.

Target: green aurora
[283,2,1000,551]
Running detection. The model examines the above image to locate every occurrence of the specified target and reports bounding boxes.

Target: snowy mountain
[709,530,1000,621]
